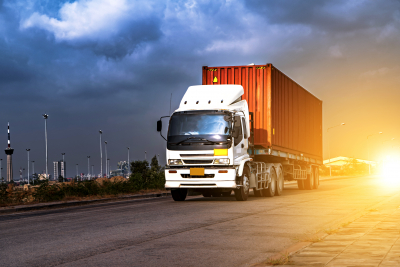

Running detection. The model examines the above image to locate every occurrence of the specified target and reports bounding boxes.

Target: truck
[157,64,322,201]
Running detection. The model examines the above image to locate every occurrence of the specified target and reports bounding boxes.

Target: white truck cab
[157,85,279,201]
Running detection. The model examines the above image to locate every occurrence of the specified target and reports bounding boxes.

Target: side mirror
[157,120,162,132]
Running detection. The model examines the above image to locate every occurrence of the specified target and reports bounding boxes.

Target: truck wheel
[171,188,187,201]
[313,167,319,189]
[304,169,314,190]
[221,190,232,197]
[297,179,304,190]
[262,167,276,197]
[234,167,250,201]
[275,168,284,196]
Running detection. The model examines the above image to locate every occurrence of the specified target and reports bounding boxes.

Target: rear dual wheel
[313,167,319,189]
[262,167,276,197]
[304,169,314,190]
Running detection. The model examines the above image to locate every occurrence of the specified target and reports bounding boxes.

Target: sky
[1,0,400,179]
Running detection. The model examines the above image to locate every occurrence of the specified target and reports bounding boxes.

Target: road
[1,175,399,267]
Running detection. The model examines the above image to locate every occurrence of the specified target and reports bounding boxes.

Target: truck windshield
[168,113,231,137]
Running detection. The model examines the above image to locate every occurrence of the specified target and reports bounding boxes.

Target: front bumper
[165,168,237,189]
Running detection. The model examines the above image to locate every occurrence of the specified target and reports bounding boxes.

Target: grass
[264,252,290,266]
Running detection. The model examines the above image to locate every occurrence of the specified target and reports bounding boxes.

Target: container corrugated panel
[202,64,322,161]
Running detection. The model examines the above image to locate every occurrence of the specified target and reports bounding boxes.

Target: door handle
[241,144,244,148]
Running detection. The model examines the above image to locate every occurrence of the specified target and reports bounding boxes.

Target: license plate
[190,168,205,176]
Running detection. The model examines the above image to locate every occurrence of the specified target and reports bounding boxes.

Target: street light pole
[92,165,94,179]
[104,141,108,178]
[42,114,49,180]
[26,149,30,184]
[127,147,130,176]
[76,164,79,181]
[327,123,345,176]
[87,156,90,180]
[107,158,110,177]
[99,130,102,178]
[367,132,383,174]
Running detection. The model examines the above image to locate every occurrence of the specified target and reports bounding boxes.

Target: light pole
[99,130,102,178]
[42,114,49,180]
[23,168,25,183]
[367,132,382,174]
[104,141,108,178]
[327,123,345,176]
[76,164,79,181]
[127,147,130,176]
[92,165,94,179]
[107,158,110,177]
[87,156,90,180]
[26,149,30,184]
[32,161,35,183]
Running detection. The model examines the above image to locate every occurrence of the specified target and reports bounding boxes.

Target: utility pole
[99,130,102,178]
[43,114,49,180]
[104,141,108,178]
[26,149,30,184]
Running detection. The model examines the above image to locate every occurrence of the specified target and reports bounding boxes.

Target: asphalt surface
[1,175,399,267]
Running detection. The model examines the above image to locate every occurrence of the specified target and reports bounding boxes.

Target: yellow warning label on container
[213,77,218,83]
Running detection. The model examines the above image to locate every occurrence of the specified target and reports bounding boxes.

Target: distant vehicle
[157,64,322,201]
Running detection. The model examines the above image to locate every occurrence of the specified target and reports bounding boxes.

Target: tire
[304,168,314,190]
[221,190,232,197]
[275,167,284,196]
[313,167,319,189]
[262,167,276,197]
[171,188,187,201]
[254,189,263,197]
[202,192,211,197]
[234,167,250,201]
[297,179,304,190]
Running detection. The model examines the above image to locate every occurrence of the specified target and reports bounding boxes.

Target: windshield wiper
[175,137,223,145]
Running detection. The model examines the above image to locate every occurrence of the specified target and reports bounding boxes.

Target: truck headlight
[168,159,183,165]
[214,158,230,165]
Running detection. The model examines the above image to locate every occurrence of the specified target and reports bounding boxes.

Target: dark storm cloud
[246,0,400,32]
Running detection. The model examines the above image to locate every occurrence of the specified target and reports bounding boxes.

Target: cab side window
[234,116,243,146]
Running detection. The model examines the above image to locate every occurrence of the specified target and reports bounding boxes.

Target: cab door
[233,115,248,163]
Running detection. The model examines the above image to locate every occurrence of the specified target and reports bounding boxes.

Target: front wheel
[262,167,276,197]
[235,167,250,201]
[171,188,187,201]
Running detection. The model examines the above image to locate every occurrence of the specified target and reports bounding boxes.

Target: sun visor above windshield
[177,85,244,111]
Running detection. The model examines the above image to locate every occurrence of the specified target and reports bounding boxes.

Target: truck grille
[181,174,215,178]
[183,160,213,164]
[180,154,214,157]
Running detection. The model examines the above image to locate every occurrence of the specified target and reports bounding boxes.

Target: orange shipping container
[202,64,322,162]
